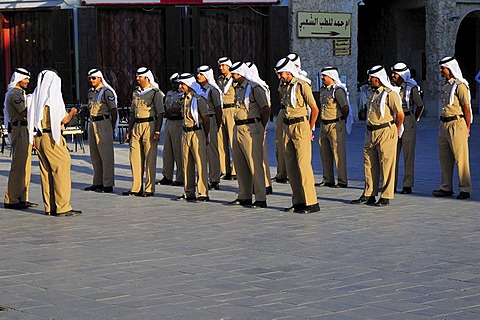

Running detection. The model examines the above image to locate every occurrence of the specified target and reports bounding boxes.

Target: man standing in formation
[28,69,82,216]
[3,68,37,210]
[433,56,472,200]
[316,66,351,189]
[391,62,424,195]
[275,57,320,214]
[84,68,118,194]
[123,67,165,197]
[351,65,404,207]
[227,62,269,208]
[158,72,184,186]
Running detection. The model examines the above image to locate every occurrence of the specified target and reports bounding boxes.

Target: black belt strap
[235,118,261,126]
[367,120,395,131]
[11,120,28,126]
[183,125,202,132]
[440,114,464,122]
[42,129,52,133]
[135,116,156,123]
[321,115,345,125]
[90,114,110,122]
[166,116,183,120]
[283,116,305,126]
[404,110,414,116]
[223,104,235,109]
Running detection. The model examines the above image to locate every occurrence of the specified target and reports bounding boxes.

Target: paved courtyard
[1,118,479,319]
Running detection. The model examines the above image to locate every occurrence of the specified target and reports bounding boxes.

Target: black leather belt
[135,116,156,123]
[283,116,305,125]
[367,120,395,131]
[404,110,414,116]
[235,118,261,126]
[183,125,201,132]
[321,115,345,125]
[12,120,28,126]
[42,129,52,133]
[166,116,183,120]
[440,114,464,122]
[90,114,110,122]
[223,104,235,109]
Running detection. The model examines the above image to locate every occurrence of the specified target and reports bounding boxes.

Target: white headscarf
[391,63,419,111]
[178,72,206,126]
[321,66,353,134]
[286,53,311,85]
[439,56,473,124]
[3,68,30,128]
[197,65,223,103]
[368,65,401,117]
[275,58,300,79]
[136,67,159,93]
[217,57,232,67]
[245,61,270,105]
[28,70,66,145]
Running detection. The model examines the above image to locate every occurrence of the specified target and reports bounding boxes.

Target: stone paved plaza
[1,118,479,319]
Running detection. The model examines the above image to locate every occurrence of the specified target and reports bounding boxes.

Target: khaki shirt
[183,91,208,127]
[87,84,117,117]
[217,75,235,105]
[366,86,402,125]
[201,83,222,115]
[40,106,68,131]
[164,90,184,118]
[233,81,268,121]
[440,78,470,117]
[130,85,165,119]
[6,88,27,122]
[399,82,423,112]
[283,78,315,119]
[319,85,348,120]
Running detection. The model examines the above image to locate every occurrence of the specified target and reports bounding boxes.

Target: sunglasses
[88,76,97,80]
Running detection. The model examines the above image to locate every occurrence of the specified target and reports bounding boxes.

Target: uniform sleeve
[299,82,317,108]
[456,83,470,107]
[211,88,222,108]
[410,86,423,107]
[104,89,117,110]
[155,89,166,114]
[197,97,209,118]
[252,84,269,108]
[334,88,349,108]
[388,91,402,114]
[10,91,26,113]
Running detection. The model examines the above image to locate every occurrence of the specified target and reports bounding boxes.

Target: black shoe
[19,201,38,207]
[284,203,306,212]
[266,186,273,195]
[456,192,470,200]
[231,175,237,180]
[351,195,376,205]
[196,196,210,202]
[336,183,348,188]
[295,203,320,214]
[432,189,454,197]
[54,209,82,217]
[273,177,288,184]
[84,185,103,191]
[172,181,184,187]
[97,186,113,193]
[208,182,220,190]
[176,194,196,202]
[157,177,173,185]
[142,192,154,197]
[4,202,29,210]
[45,211,56,216]
[227,199,252,206]
[122,190,143,196]
[251,201,267,208]
[400,187,412,194]
[222,174,232,180]
[315,181,335,187]
[375,198,390,207]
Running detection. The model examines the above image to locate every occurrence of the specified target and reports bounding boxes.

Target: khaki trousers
[274,109,287,179]
[363,125,398,199]
[4,125,32,204]
[130,122,158,193]
[283,121,318,206]
[233,122,266,201]
[88,119,115,187]
[319,121,347,185]
[218,107,236,176]
[263,124,272,186]
[438,119,471,192]
[395,113,417,189]
[35,134,73,214]
[208,116,221,183]
[182,129,208,198]
[162,119,184,182]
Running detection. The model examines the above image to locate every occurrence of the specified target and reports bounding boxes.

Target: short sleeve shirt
[183,92,208,127]
[217,75,235,105]
[87,84,117,117]
[233,81,268,121]
[283,78,316,119]
[440,78,470,117]
[399,82,423,111]
[366,86,402,125]
[6,88,27,122]
[130,85,165,119]
[319,85,348,120]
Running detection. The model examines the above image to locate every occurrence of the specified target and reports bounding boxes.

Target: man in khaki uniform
[273,76,288,184]
[433,56,472,200]
[275,57,320,214]
[197,65,223,190]
[227,62,270,208]
[4,68,37,210]
[351,66,404,207]
[158,72,184,186]
[391,62,424,195]
[176,73,210,202]
[123,67,164,197]
[317,67,351,188]
[84,69,118,193]
[217,57,237,180]
[28,69,82,217]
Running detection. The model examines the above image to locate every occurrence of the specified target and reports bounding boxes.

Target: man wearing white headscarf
[433,56,472,200]
[28,69,82,216]
[84,68,118,193]
[391,62,424,195]
[275,57,320,214]
[226,62,270,208]
[158,72,184,187]
[216,57,236,180]
[175,73,210,202]
[351,66,404,207]
[316,66,350,189]
[3,68,38,210]
[197,65,223,191]
[123,67,165,197]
